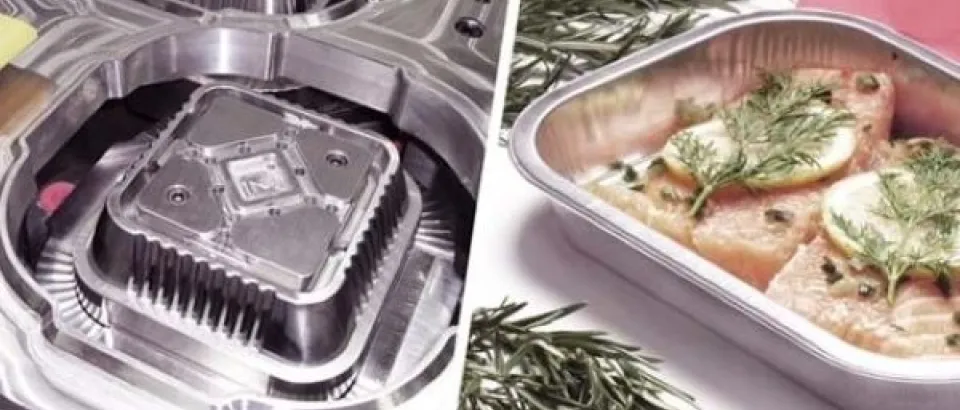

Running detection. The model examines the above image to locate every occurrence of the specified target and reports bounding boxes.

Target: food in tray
[585,68,960,358]
[586,69,894,288]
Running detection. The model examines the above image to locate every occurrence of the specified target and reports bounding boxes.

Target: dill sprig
[669,74,854,218]
[460,300,698,410]
[502,0,737,134]
[829,145,960,303]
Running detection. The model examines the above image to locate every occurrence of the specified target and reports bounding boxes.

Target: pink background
[799,0,960,60]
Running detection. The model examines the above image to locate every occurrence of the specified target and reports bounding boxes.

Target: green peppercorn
[936,274,953,298]
[821,257,843,285]
[647,157,666,175]
[675,98,716,126]
[856,73,879,93]
[622,166,639,183]
[660,187,680,202]
[764,208,794,224]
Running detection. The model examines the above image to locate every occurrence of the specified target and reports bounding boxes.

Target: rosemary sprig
[670,74,853,218]
[461,300,698,410]
[829,145,960,303]
[502,0,736,137]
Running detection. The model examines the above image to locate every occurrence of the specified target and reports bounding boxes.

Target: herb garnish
[502,0,736,134]
[829,144,960,303]
[461,300,698,410]
[669,73,855,218]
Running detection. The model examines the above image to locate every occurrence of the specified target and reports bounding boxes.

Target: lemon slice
[661,104,858,189]
[822,171,896,257]
[822,169,960,273]
[0,15,36,70]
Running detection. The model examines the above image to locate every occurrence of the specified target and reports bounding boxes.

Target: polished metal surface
[99,85,402,294]
[0,0,502,408]
[163,0,326,15]
[509,10,960,410]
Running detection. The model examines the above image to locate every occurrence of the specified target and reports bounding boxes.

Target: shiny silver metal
[0,0,503,408]
[163,0,324,15]
[510,10,960,410]
[70,82,420,394]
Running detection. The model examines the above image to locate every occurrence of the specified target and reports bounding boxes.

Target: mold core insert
[104,86,398,292]
[78,85,410,372]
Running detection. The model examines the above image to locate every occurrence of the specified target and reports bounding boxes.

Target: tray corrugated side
[509,10,960,410]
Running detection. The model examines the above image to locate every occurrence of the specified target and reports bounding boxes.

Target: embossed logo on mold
[226,152,294,202]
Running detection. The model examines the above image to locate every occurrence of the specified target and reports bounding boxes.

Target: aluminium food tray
[509,10,960,410]
[0,0,503,407]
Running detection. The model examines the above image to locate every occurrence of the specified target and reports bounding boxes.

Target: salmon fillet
[888,277,960,357]
[691,184,825,288]
[828,70,897,172]
[767,236,960,358]
[585,170,696,248]
[765,236,913,356]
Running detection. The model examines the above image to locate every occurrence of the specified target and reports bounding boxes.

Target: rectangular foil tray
[509,10,960,410]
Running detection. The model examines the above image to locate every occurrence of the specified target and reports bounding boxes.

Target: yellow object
[0,15,36,69]
[661,104,858,190]
[822,168,960,275]
[822,171,891,258]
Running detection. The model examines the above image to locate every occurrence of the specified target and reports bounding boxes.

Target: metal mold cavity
[0,2,497,404]
[15,70,454,406]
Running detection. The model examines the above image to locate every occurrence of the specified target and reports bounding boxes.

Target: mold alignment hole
[166,186,191,205]
[326,151,349,167]
[454,17,485,38]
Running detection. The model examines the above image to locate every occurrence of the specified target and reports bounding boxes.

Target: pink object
[38,181,75,214]
[799,0,960,61]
